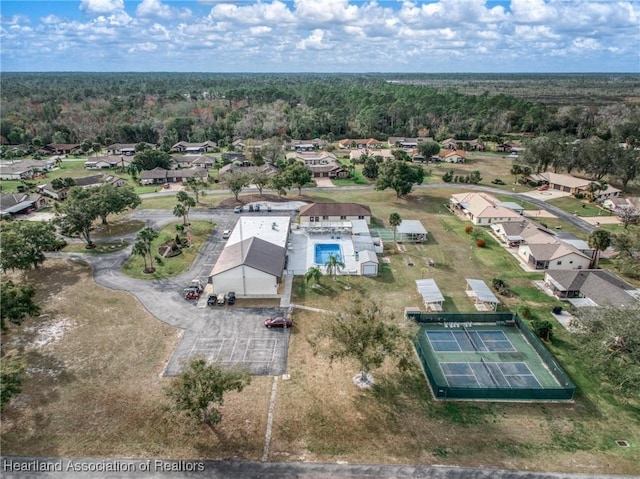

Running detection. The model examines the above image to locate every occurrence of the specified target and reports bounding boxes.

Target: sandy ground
[521,190,572,201]
[314,178,336,187]
[524,210,557,218]
[582,216,621,225]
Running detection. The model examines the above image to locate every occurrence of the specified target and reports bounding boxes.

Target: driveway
[48,208,297,376]
[314,177,335,187]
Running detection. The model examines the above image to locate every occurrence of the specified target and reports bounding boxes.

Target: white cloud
[294,0,359,24]
[79,0,124,15]
[296,29,332,50]
[136,0,191,20]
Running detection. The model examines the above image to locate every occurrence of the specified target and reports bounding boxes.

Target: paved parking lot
[163,306,291,376]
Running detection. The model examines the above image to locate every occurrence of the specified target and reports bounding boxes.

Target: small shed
[397,220,428,242]
[357,250,379,276]
[465,279,500,311]
[416,279,445,311]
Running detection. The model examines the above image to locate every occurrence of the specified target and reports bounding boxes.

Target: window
[358,216,364,219]
[340,215,346,220]
[557,261,562,265]
[322,216,328,220]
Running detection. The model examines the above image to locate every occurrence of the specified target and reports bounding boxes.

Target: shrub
[491,179,506,185]
[574,192,585,199]
[528,180,538,188]
[476,239,486,248]
[465,225,474,234]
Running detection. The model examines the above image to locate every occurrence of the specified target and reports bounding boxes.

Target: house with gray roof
[299,203,372,224]
[544,269,640,308]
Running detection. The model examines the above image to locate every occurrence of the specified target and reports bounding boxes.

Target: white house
[450,192,522,225]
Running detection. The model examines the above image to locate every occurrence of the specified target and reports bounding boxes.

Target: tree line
[2,74,639,156]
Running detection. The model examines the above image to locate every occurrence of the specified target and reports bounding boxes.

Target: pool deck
[287,229,358,275]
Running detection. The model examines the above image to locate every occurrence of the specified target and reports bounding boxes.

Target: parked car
[207,294,217,306]
[189,279,204,292]
[264,316,292,328]
[222,230,231,239]
[255,204,261,212]
[234,206,243,213]
[226,291,236,305]
[184,290,200,300]
[537,184,549,191]
[217,294,226,306]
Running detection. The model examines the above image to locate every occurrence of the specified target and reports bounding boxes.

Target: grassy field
[2,181,639,473]
[546,196,615,218]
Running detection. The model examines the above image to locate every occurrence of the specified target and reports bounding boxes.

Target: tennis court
[426,329,516,353]
[440,361,542,388]
[411,312,576,401]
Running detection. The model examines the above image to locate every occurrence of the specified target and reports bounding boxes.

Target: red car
[537,184,549,191]
[264,316,292,328]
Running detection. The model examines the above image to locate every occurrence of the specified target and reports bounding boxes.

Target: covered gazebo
[465,279,500,311]
[416,279,445,311]
[397,220,428,242]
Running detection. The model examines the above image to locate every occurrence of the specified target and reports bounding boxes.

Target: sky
[1,0,639,73]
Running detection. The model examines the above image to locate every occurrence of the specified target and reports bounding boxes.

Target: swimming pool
[314,243,343,264]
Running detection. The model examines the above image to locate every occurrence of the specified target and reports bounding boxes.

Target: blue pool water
[315,243,343,264]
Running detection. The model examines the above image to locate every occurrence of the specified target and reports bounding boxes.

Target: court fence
[410,312,576,401]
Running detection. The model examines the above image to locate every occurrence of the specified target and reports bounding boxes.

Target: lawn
[2,187,639,474]
[547,196,614,218]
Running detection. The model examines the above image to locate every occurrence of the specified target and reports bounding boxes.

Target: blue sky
[1,0,639,72]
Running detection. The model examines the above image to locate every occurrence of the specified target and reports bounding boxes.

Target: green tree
[531,320,554,342]
[304,266,322,288]
[133,226,158,273]
[309,298,413,387]
[362,156,379,179]
[510,164,523,183]
[0,280,39,330]
[417,140,441,158]
[165,358,250,427]
[1,356,25,411]
[588,229,612,268]
[269,174,290,197]
[184,176,207,204]
[391,149,411,162]
[375,161,425,198]
[613,147,639,191]
[574,306,640,394]
[613,226,640,278]
[175,191,196,225]
[132,149,171,171]
[389,212,402,243]
[0,221,60,271]
[468,170,483,184]
[284,162,313,196]
[250,171,271,196]
[223,172,250,201]
[324,253,345,281]
[54,187,100,248]
[94,185,141,225]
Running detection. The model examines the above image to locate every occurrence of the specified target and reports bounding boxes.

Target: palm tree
[588,229,612,269]
[176,191,196,225]
[134,227,159,273]
[510,164,522,184]
[324,253,345,281]
[173,203,187,226]
[389,212,402,244]
[305,266,322,288]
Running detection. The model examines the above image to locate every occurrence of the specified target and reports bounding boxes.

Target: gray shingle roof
[211,237,285,278]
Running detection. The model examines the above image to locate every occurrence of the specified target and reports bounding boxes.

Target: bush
[476,239,486,248]
[465,225,474,234]
[528,180,538,188]
[574,192,585,199]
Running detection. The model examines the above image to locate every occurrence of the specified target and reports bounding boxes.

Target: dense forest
[1,73,639,152]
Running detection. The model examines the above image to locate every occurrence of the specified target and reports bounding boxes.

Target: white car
[222,230,231,239]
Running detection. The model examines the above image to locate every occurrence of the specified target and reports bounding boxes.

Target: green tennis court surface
[412,313,575,401]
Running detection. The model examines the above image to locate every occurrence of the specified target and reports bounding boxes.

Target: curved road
[31,185,612,479]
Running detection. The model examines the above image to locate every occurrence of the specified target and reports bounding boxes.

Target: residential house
[496,142,519,153]
[298,202,372,224]
[349,148,394,162]
[338,138,383,150]
[190,156,217,169]
[106,143,138,156]
[441,138,485,151]
[221,152,247,163]
[387,137,434,149]
[519,242,591,271]
[45,143,81,155]
[529,172,621,201]
[602,197,640,214]
[433,149,466,163]
[284,138,329,151]
[449,192,522,225]
[171,141,217,154]
[294,151,349,179]
[231,139,263,153]
[0,192,48,216]
[0,164,34,180]
[85,156,131,170]
[139,167,208,185]
[544,269,640,308]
